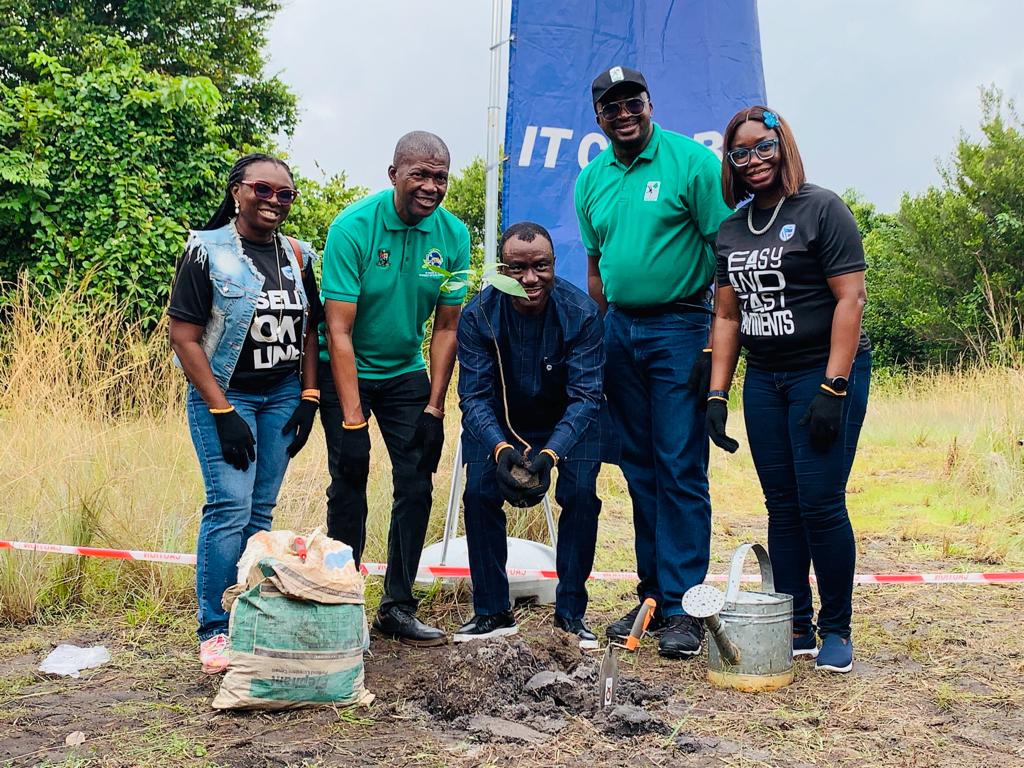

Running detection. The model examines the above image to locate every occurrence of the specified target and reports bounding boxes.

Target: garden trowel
[598,597,657,710]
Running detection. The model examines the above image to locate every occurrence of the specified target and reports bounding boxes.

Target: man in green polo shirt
[320,131,470,646]
[574,66,733,659]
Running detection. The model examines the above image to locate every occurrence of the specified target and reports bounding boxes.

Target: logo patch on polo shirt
[779,224,796,242]
[377,248,390,267]
[644,181,661,201]
[424,248,443,267]
[420,248,445,279]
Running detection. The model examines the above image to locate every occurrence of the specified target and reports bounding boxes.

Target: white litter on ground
[38,644,111,678]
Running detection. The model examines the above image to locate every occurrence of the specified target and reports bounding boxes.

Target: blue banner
[502,0,767,288]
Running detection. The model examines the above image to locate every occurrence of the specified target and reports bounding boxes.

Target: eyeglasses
[597,96,648,122]
[726,139,779,168]
[239,180,300,205]
[499,260,553,277]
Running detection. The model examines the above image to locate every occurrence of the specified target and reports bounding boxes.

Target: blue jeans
[742,351,871,639]
[603,306,712,617]
[187,375,299,640]
[463,458,601,618]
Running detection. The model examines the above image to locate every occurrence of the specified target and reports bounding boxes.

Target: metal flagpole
[483,0,504,267]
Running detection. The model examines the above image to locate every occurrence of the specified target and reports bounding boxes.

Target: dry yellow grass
[1,283,1021,622]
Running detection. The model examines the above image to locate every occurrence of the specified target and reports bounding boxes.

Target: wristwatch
[822,376,849,396]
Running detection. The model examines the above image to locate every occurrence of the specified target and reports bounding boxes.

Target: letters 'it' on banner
[502,0,767,288]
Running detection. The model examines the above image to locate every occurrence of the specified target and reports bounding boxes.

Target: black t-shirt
[715,183,871,371]
[168,235,320,391]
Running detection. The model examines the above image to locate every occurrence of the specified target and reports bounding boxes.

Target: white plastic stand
[416,437,559,605]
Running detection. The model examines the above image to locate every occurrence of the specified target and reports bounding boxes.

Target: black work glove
[705,399,739,453]
[339,422,371,483]
[213,408,256,471]
[526,451,555,498]
[686,348,713,411]
[409,411,445,473]
[798,389,845,452]
[282,398,319,457]
[496,446,532,505]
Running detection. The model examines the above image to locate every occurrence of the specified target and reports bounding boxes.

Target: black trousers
[320,362,433,612]
[463,457,601,619]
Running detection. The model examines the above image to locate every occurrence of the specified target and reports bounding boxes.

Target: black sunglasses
[597,96,648,122]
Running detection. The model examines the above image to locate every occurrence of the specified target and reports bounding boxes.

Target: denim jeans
[602,306,712,617]
[187,374,299,640]
[742,350,872,639]
[463,457,601,618]
[319,363,433,613]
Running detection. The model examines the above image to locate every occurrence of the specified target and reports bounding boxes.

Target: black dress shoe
[372,605,447,647]
[452,610,518,643]
[658,614,704,658]
[554,614,599,650]
[605,602,665,640]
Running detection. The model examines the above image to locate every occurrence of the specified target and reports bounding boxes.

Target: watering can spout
[681,584,741,665]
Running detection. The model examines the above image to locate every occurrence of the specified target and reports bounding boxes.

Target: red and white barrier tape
[2,539,1022,585]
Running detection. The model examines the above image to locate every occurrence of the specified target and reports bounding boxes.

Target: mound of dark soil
[419,635,672,741]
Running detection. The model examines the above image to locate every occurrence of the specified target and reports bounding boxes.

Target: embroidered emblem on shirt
[424,248,443,268]
[377,248,391,267]
[644,181,661,202]
[779,224,796,242]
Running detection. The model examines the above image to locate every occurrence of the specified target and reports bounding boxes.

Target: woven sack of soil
[213,536,374,711]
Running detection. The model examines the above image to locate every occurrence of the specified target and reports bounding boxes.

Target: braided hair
[202,153,294,230]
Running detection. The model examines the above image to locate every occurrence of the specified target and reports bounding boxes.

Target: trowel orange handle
[624,597,657,651]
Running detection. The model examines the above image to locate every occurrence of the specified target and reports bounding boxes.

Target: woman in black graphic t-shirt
[706,107,871,675]
[168,154,321,674]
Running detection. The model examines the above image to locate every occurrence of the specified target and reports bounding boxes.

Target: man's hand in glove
[339,421,371,483]
[409,410,445,473]
[686,348,713,410]
[213,407,256,471]
[705,397,739,453]
[282,397,319,457]
[799,385,845,452]
[525,450,555,499]
[495,444,531,504]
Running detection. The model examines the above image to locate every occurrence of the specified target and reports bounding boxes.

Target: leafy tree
[0,40,234,322]
[0,0,295,146]
[858,87,1024,366]
[285,169,368,253]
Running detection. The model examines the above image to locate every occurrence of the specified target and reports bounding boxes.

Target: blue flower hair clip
[762,110,780,129]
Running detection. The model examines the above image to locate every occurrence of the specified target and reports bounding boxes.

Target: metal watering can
[682,543,794,692]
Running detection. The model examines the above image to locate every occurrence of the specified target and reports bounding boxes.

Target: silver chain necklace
[747,195,787,236]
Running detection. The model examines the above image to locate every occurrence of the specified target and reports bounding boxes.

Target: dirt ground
[2,532,1023,768]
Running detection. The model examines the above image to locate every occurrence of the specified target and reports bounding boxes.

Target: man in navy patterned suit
[453,221,614,649]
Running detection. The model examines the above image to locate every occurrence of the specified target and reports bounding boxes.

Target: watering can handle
[724,543,776,603]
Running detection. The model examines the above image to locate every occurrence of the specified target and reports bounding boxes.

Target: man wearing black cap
[574,65,733,658]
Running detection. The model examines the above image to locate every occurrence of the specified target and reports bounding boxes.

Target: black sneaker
[452,610,518,643]
[605,602,665,640]
[658,614,704,658]
[554,614,599,650]
[372,605,447,647]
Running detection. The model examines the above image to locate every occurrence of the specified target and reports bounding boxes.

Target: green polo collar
[381,191,438,233]
[606,121,663,168]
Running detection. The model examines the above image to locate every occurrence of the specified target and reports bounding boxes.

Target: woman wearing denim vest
[168,154,321,673]
[706,108,871,674]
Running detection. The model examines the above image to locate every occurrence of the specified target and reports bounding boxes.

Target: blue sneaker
[816,634,853,673]
[792,632,819,659]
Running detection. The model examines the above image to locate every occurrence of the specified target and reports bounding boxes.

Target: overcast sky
[267,0,1023,212]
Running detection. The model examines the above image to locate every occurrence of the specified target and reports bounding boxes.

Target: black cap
[591,66,649,108]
